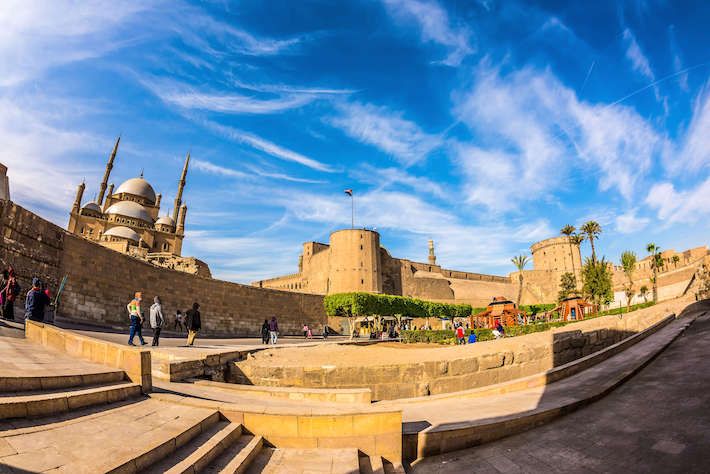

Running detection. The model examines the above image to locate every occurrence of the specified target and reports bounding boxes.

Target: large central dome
[115,177,156,204]
[105,200,153,223]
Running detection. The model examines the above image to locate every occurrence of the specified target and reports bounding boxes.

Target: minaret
[172,152,190,224]
[155,193,162,208]
[72,181,85,214]
[97,136,120,206]
[177,203,187,234]
[428,239,436,265]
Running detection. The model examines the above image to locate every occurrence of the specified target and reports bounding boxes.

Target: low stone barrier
[151,392,402,463]
[190,379,372,404]
[25,321,152,391]
[234,304,676,400]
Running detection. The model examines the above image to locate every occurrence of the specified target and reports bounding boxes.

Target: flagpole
[351,193,354,229]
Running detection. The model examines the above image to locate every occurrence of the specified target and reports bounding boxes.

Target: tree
[570,234,585,287]
[646,243,661,303]
[639,285,649,303]
[511,254,530,305]
[672,255,680,268]
[558,272,577,302]
[560,225,577,276]
[620,251,637,313]
[581,221,602,263]
[581,257,613,306]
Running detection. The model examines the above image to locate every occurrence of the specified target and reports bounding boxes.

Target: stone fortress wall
[255,231,708,307]
[0,201,326,336]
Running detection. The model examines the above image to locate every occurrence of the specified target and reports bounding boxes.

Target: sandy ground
[239,296,692,368]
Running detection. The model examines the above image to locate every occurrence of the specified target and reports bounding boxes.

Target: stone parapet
[25,321,152,391]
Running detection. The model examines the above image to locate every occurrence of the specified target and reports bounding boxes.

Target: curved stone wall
[0,201,326,336]
[232,301,682,400]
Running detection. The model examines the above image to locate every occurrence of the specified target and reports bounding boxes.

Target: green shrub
[324,292,472,319]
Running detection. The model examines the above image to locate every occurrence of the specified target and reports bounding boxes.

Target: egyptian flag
[344,189,353,196]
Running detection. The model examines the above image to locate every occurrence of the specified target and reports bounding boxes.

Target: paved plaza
[412,301,710,473]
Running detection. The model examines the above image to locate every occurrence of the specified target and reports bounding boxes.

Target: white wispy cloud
[623,29,655,82]
[352,165,447,199]
[0,0,149,86]
[193,158,325,184]
[141,79,318,114]
[453,65,664,211]
[615,209,650,234]
[645,179,710,224]
[200,120,335,172]
[672,86,710,173]
[382,0,474,66]
[328,101,443,165]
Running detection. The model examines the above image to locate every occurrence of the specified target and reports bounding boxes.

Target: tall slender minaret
[72,181,86,214]
[97,136,120,206]
[177,203,187,234]
[428,239,437,265]
[172,152,190,224]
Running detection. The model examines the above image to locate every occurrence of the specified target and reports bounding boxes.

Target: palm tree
[646,243,661,303]
[570,234,585,287]
[621,251,637,313]
[672,255,680,268]
[511,254,530,306]
[560,224,576,275]
[581,221,602,263]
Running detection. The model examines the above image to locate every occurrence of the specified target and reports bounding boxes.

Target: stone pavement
[412,300,710,473]
[246,448,361,474]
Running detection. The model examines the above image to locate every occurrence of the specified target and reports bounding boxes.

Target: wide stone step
[0,370,126,393]
[0,381,142,420]
[0,398,221,473]
[245,447,360,474]
[207,433,263,473]
[144,420,243,473]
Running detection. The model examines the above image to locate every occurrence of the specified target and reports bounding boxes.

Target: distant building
[67,137,210,277]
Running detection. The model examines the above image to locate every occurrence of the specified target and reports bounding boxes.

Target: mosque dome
[104,226,140,243]
[155,215,175,227]
[105,200,153,223]
[115,177,156,204]
[81,202,101,213]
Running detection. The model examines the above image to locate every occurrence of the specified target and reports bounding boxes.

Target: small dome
[105,201,153,223]
[155,215,175,227]
[104,226,140,243]
[115,177,156,204]
[82,202,101,213]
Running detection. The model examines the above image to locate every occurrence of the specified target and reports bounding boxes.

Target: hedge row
[324,292,473,318]
[401,329,495,344]
[599,301,655,316]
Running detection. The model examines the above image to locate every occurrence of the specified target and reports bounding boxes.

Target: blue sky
[2,0,709,282]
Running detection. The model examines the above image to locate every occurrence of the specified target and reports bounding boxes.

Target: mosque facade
[67,137,211,277]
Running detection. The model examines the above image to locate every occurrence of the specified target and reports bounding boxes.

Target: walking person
[186,302,201,346]
[149,296,165,346]
[2,266,20,321]
[174,309,185,332]
[127,292,147,346]
[24,277,50,322]
[322,325,329,340]
[261,319,270,344]
[456,324,466,345]
[302,323,309,339]
[268,316,278,345]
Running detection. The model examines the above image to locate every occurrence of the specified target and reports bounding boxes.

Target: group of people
[0,265,52,323]
[454,320,505,345]
[126,292,202,347]
[261,316,279,344]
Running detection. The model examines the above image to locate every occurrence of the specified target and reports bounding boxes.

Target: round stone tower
[530,236,582,273]
[328,229,383,294]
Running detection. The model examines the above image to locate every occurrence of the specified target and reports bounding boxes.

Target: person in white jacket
[149,296,165,347]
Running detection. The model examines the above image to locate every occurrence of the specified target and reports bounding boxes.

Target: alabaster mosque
[66,137,211,277]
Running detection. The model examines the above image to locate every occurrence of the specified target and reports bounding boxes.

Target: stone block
[449,358,478,376]
[479,353,505,370]
[244,413,299,437]
[298,415,352,437]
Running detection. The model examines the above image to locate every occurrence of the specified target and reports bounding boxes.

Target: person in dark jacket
[25,277,50,322]
[268,316,278,345]
[261,319,270,344]
[186,302,201,346]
